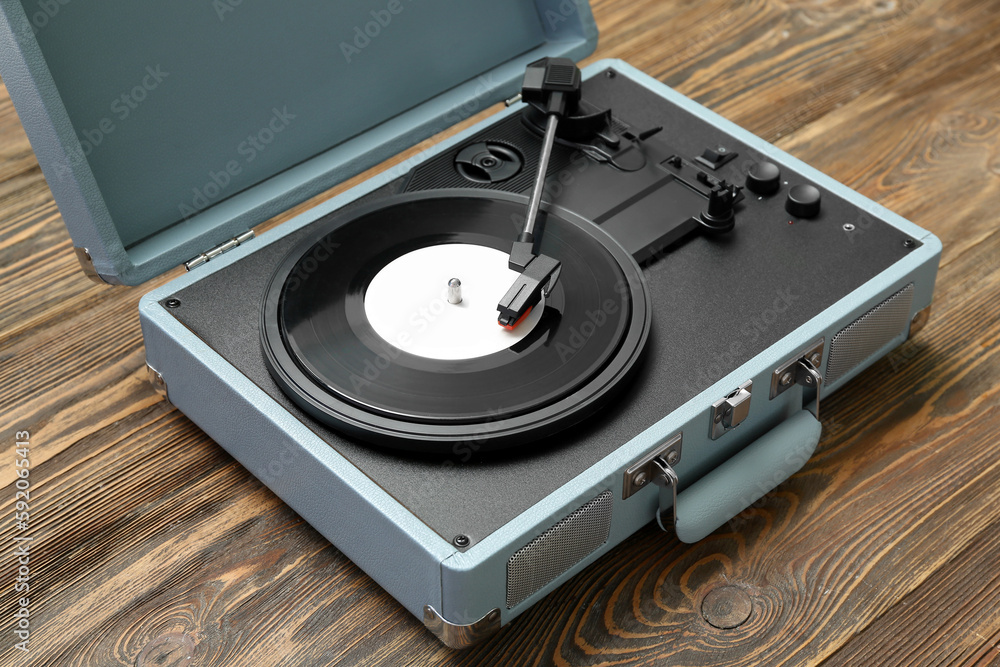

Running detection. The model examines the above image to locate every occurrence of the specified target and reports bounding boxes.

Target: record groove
[261,189,650,453]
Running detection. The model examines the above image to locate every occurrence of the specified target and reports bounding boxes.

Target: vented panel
[545,64,577,86]
[826,283,914,384]
[506,491,613,608]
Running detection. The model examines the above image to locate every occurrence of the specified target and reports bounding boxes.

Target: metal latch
[769,339,825,419]
[622,433,683,531]
[709,380,752,440]
[653,455,680,533]
[184,230,254,271]
[622,433,684,534]
[622,433,682,500]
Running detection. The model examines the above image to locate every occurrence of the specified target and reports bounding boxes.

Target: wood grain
[2,0,999,665]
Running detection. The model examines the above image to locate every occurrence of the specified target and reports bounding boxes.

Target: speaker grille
[826,283,914,384]
[506,491,613,609]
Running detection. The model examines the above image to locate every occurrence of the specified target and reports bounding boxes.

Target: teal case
[132,59,939,646]
[0,0,597,284]
[0,2,942,648]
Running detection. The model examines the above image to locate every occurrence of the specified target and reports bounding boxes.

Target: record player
[0,0,940,648]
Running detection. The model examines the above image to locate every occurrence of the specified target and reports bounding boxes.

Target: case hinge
[184,231,254,271]
[769,339,825,420]
[73,247,111,285]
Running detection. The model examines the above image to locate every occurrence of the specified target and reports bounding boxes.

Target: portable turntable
[0,0,940,648]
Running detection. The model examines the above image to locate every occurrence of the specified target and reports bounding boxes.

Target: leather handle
[661,410,822,543]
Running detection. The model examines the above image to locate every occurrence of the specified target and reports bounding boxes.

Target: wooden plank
[0,0,998,665]
[434,208,1000,666]
[820,517,1000,666]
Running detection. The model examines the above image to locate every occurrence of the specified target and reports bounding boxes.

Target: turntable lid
[0,0,597,285]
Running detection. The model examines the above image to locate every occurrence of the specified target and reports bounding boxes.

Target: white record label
[364,243,544,361]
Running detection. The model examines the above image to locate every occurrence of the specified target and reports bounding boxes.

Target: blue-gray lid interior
[0,0,597,284]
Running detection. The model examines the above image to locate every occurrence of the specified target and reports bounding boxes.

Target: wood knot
[700,585,753,629]
[872,0,896,16]
[135,632,197,667]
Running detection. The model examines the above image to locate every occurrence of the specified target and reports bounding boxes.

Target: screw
[809,352,822,366]
[606,69,617,78]
[780,371,794,387]
[717,146,727,154]
[165,298,181,309]
[903,238,915,248]
[453,535,470,548]
[634,471,648,487]
[666,450,680,466]
[843,223,855,231]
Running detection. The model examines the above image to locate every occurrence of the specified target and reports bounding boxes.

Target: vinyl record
[261,189,650,453]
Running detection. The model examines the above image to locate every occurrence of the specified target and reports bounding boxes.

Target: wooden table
[2,0,999,664]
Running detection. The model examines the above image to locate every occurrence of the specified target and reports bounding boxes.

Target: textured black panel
[405,114,575,192]
[167,70,915,544]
